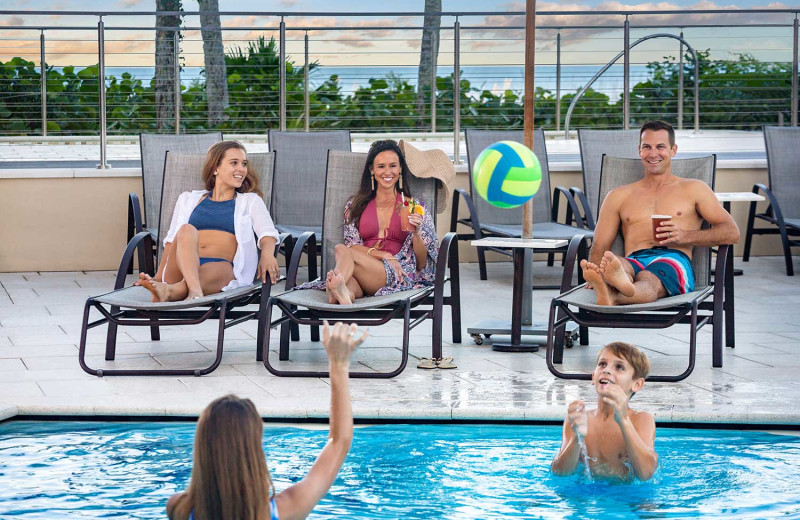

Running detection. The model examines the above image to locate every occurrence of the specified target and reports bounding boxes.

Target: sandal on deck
[436,356,457,369]
[416,357,438,369]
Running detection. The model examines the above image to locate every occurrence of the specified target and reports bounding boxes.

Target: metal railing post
[40,30,46,137]
[453,19,461,164]
[694,43,700,133]
[623,17,630,129]
[678,30,684,130]
[97,18,109,169]
[174,30,180,134]
[304,31,309,132]
[556,30,561,132]
[792,17,798,127]
[431,31,437,133]
[279,17,286,132]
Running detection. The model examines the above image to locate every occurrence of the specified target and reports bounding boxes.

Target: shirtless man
[582,120,740,305]
[551,342,658,481]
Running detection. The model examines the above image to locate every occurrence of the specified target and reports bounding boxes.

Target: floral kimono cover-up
[297,199,439,295]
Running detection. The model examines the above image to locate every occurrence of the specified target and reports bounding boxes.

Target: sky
[1,1,796,70]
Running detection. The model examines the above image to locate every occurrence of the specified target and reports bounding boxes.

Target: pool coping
[2,404,798,426]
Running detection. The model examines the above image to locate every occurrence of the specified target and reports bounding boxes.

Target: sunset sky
[1,1,795,70]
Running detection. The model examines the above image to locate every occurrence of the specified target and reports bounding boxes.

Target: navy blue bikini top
[188,192,235,235]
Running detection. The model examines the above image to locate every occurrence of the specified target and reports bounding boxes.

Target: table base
[467,319,579,352]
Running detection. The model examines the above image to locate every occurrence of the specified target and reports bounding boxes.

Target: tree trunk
[416,0,442,130]
[198,0,229,127]
[155,0,181,132]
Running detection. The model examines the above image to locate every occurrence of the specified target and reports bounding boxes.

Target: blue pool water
[1,422,799,519]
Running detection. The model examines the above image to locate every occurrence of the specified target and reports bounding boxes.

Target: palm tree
[154,0,181,131]
[416,0,442,130]
[198,0,228,127]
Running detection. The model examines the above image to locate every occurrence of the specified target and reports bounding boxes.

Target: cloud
[0,16,24,27]
[117,0,146,7]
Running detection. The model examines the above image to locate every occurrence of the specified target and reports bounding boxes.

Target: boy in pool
[551,341,658,481]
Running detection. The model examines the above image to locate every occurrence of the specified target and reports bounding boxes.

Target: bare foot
[139,273,169,302]
[325,270,337,304]
[327,270,353,305]
[599,252,635,297]
[583,269,616,306]
[184,291,204,301]
[580,259,601,290]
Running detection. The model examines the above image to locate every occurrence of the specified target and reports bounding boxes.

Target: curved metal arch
[564,33,700,138]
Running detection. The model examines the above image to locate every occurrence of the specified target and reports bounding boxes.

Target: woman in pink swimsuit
[315,140,439,305]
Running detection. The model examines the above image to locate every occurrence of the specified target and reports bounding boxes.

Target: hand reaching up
[322,321,368,369]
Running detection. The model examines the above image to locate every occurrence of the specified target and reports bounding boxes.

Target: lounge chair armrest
[712,244,730,301]
[569,187,595,230]
[114,231,155,290]
[552,186,585,229]
[286,231,317,288]
[434,232,460,288]
[559,234,590,293]
[751,183,781,220]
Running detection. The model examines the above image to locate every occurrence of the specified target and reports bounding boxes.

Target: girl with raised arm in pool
[166,321,367,520]
[138,140,280,302]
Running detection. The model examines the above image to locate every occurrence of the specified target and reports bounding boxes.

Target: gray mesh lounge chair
[79,151,283,377]
[743,126,800,276]
[129,133,223,248]
[262,150,461,378]
[575,129,640,229]
[545,155,733,382]
[453,129,590,284]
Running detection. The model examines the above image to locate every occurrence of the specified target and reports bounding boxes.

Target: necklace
[375,197,395,210]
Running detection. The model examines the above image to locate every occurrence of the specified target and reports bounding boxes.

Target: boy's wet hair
[598,341,651,380]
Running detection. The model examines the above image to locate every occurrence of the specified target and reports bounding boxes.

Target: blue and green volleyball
[472,141,543,208]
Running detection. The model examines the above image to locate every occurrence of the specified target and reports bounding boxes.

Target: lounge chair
[78,151,282,376]
[574,129,640,229]
[262,150,461,378]
[545,155,733,382]
[743,126,800,276]
[452,129,590,286]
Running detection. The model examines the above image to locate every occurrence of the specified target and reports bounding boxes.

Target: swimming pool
[1,421,799,519]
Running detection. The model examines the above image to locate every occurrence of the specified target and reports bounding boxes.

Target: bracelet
[367,247,376,257]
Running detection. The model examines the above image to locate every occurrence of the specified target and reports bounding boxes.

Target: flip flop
[416,357,438,369]
[436,356,457,369]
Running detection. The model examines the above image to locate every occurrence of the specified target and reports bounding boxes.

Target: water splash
[575,405,596,480]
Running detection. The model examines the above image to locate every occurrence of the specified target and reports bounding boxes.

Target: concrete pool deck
[0,256,799,425]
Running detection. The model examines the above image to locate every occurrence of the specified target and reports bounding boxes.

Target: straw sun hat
[399,139,456,213]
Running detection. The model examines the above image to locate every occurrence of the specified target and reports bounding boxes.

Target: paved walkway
[1,256,798,424]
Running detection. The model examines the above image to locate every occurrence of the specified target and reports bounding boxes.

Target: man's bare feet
[327,269,353,305]
[139,273,169,302]
[580,259,601,290]
[582,269,616,306]
[325,270,337,304]
[598,251,635,297]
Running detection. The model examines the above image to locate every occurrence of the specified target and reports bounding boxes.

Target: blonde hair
[202,141,262,197]
[598,341,651,380]
[169,395,274,520]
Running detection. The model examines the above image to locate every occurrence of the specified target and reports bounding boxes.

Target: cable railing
[0,8,798,168]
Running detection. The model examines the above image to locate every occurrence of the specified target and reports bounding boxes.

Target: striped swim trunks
[625,247,695,296]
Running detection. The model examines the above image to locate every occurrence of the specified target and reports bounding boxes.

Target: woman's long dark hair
[345,140,413,226]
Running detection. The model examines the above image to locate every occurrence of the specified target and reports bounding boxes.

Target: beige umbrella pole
[522,0,536,239]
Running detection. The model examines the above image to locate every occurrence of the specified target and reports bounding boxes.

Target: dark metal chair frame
[743,126,800,276]
[450,129,590,287]
[545,155,734,382]
[262,150,462,378]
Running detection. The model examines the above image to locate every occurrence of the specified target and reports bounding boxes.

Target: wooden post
[522,0,536,239]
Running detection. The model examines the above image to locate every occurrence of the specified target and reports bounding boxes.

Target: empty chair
[575,129,640,229]
[452,128,590,284]
[743,126,800,276]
